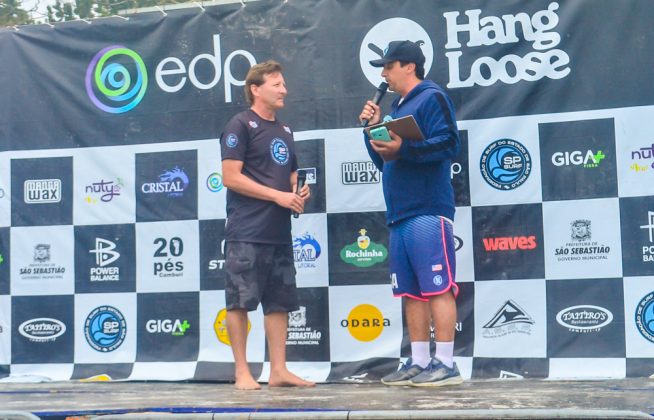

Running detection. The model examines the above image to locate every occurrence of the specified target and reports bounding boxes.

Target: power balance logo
[359,3,569,89]
[86,35,256,114]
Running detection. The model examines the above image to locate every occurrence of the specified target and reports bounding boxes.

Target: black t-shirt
[220,109,298,244]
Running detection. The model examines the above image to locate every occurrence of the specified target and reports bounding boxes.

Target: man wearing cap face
[359,40,462,387]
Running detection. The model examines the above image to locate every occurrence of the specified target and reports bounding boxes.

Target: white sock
[435,341,454,368]
[410,341,431,368]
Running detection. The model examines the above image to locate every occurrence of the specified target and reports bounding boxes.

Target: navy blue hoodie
[364,79,460,225]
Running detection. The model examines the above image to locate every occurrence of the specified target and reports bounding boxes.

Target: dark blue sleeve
[362,131,384,171]
[398,91,460,163]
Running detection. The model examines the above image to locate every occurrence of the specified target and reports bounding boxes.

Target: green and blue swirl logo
[85,46,148,114]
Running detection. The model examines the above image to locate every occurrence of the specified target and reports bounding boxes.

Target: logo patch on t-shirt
[226,133,238,148]
[283,125,291,134]
[270,138,290,165]
[249,120,258,128]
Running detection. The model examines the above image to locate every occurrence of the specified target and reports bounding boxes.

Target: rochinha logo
[86,46,148,114]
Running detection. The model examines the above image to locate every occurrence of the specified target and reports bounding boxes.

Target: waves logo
[480,139,531,190]
[214,308,250,346]
[341,304,389,342]
[340,229,387,268]
[84,306,126,352]
[85,46,148,114]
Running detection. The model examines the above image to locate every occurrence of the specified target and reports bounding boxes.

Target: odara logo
[214,308,250,346]
[340,229,387,268]
[341,304,390,342]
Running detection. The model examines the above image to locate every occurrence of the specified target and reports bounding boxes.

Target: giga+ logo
[86,35,256,113]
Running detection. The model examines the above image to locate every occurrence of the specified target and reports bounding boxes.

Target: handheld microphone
[360,81,389,127]
[292,170,307,219]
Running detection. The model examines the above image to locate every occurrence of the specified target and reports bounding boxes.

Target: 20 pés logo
[359,18,434,89]
[85,46,148,114]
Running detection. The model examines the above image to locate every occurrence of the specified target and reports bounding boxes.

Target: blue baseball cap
[369,40,425,67]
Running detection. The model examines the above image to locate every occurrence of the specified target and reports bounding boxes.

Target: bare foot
[269,369,315,387]
[235,373,261,390]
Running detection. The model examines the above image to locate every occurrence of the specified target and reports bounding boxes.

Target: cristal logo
[443,2,570,88]
[18,318,66,342]
[483,235,536,251]
[341,304,390,342]
[359,18,434,88]
[556,305,612,332]
[142,167,189,198]
[551,150,605,168]
[87,35,256,113]
[293,233,321,267]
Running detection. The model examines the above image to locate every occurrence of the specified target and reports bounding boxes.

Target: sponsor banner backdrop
[0,0,653,381]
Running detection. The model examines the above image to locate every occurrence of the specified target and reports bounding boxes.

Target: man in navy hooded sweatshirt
[359,40,462,387]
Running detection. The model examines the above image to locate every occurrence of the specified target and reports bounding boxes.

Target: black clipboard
[364,115,425,141]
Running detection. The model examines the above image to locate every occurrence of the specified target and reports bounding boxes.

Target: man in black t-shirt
[220,60,314,390]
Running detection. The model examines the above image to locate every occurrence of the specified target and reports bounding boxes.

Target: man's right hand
[275,191,305,214]
[359,100,381,126]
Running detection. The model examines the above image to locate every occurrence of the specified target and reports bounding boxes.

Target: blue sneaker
[381,358,427,386]
[409,358,463,387]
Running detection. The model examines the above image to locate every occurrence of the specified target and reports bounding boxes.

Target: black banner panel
[0,0,653,382]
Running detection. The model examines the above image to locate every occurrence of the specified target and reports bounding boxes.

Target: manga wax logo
[340,229,387,268]
[630,144,654,173]
[84,306,126,352]
[24,179,61,203]
[443,2,570,88]
[359,18,434,88]
[341,161,380,185]
[480,139,531,190]
[635,291,654,343]
[86,35,256,113]
[293,233,321,269]
[214,308,250,346]
[341,304,390,342]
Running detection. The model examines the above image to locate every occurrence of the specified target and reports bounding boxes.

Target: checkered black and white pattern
[1,104,653,383]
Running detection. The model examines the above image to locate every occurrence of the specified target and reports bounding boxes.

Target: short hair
[399,60,425,80]
[244,60,283,106]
